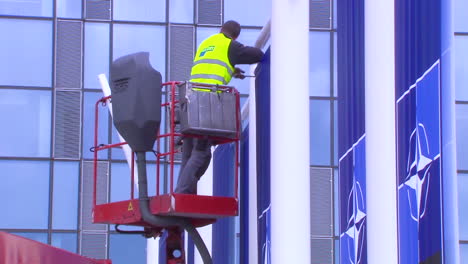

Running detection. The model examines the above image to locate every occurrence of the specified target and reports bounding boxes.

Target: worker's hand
[233,67,246,79]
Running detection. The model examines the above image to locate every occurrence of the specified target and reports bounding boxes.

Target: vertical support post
[271,0,310,263]
[364,0,398,263]
[248,64,258,264]
[166,228,185,264]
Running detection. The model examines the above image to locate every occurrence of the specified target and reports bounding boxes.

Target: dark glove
[233,67,246,79]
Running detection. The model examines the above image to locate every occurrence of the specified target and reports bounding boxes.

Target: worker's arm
[228,40,264,65]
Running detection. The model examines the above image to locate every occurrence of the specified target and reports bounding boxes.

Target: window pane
[456,104,468,170]
[333,32,337,96]
[111,162,133,203]
[196,27,220,47]
[83,92,109,159]
[111,162,166,202]
[10,232,48,244]
[113,24,166,80]
[52,233,77,253]
[109,234,146,264]
[455,36,468,101]
[147,163,168,196]
[84,22,110,89]
[310,31,331,97]
[333,0,337,29]
[461,244,468,264]
[455,0,468,32]
[334,101,338,165]
[169,0,193,23]
[0,0,52,17]
[113,0,165,22]
[53,162,79,230]
[224,0,271,27]
[0,89,51,157]
[458,173,468,240]
[57,0,81,18]
[0,160,50,229]
[334,169,339,236]
[310,100,331,166]
[334,239,340,264]
[228,29,261,95]
[0,19,52,87]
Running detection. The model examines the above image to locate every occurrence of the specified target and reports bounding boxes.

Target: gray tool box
[178,82,239,139]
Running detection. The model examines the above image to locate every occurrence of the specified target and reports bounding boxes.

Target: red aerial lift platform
[93,193,238,228]
[91,81,240,233]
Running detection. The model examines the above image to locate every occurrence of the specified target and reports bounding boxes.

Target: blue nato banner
[337,0,367,263]
[395,0,443,263]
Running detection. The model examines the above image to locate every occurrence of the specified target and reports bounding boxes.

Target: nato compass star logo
[399,123,435,257]
[402,124,432,221]
[343,181,366,264]
[341,143,367,264]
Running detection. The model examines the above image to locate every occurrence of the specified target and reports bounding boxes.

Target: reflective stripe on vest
[190,33,234,85]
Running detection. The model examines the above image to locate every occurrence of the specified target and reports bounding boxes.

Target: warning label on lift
[128,202,133,211]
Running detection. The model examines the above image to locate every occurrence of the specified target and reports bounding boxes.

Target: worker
[175,20,264,194]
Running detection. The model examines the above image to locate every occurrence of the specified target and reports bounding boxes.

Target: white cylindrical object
[194,150,213,264]
[364,0,398,263]
[146,238,159,264]
[271,0,310,263]
[441,0,460,262]
[248,64,258,264]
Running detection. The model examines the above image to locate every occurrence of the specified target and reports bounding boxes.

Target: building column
[271,0,310,263]
[441,0,460,262]
[364,0,398,263]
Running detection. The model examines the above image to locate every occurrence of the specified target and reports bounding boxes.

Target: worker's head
[221,20,241,40]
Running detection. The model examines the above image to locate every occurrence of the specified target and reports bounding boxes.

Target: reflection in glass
[461,244,468,264]
[10,232,48,244]
[0,89,51,157]
[169,0,193,23]
[455,36,468,101]
[224,0,270,26]
[53,162,79,230]
[454,0,468,32]
[334,101,338,165]
[109,234,146,264]
[0,0,52,17]
[0,19,52,87]
[333,32,338,96]
[309,32,331,97]
[334,169,339,236]
[456,104,468,170]
[111,162,133,203]
[0,160,50,229]
[196,27,220,47]
[57,0,81,18]
[310,100,331,166]
[83,92,109,159]
[113,0,165,22]
[458,174,468,240]
[52,233,77,253]
[113,24,166,80]
[84,23,110,89]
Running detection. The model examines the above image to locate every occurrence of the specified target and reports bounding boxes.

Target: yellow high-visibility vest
[190,33,235,85]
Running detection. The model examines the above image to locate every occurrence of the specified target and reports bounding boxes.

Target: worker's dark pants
[174,137,212,194]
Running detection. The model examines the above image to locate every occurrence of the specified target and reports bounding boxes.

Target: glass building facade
[0,0,466,263]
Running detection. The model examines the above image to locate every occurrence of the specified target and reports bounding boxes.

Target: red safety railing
[92,81,241,209]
